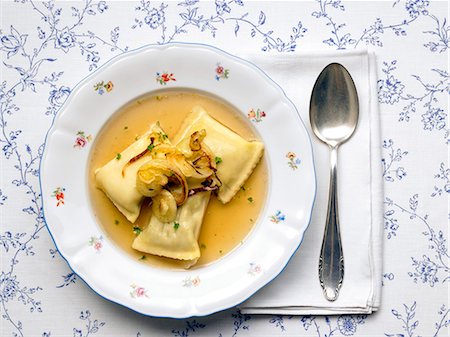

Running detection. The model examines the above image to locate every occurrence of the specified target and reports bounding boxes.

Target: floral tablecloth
[1,0,448,336]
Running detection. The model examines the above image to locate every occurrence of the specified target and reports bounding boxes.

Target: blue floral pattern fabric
[0,0,448,336]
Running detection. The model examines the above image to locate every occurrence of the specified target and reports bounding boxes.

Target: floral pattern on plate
[73,131,92,149]
[270,210,286,224]
[39,42,315,319]
[182,276,201,288]
[248,263,263,276]
[94,81,113,95]
[51,187,65,207]
[156,71,176,85]
[215,63,229,80]
[88,236,103,253]
[130,284,149,298]
[286,152,301,170]
[247,108,266,123]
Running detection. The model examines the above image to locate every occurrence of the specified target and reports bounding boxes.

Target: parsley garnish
[133,226,142,235]
[139,255,146,260]
[116,153,122,160]
[158,132,168,142]
[173,222,180,231]
[215,156,222,164]
[124,126,128,130]
[114,219,120,225]
[248,197,254,203]
[147,144,155,151]
[200,243,206,249]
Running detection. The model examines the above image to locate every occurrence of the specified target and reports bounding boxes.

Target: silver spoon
[309,63,359,301]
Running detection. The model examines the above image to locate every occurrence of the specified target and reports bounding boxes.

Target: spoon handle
[319,146,344,301]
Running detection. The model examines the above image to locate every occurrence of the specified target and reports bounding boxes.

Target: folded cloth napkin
[239,50,383,315]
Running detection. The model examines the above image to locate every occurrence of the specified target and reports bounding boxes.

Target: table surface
[1,1,448,336]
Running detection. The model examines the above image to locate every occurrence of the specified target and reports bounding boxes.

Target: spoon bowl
[309,62,359,301]
[310,63,359,147]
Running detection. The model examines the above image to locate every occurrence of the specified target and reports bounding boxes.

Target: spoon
[309,63,359,301]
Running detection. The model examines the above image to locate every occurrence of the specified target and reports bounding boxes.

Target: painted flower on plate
[286,152,301,170]
[73,131,92,149]
[94,81,114,95]
[215,63,229,80]
[52,187,65,206]
[130,284,149,298]
[247,108,266,122]
[248,263,262,276]
[156,72,176,85]
[89,236,103,252]
[182,276,201,287]
[270,210,286,223]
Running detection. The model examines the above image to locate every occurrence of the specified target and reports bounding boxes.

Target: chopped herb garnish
[248,197,254,203]
[116,153,122,160]
[124,126,128,130]
[158,132,168,142]
[156,95,163,101]
[135,135,139,141]
[139,255,146,260]
[240,186,246,191]
[173,222,180,231]
[147,144,155,151]
[200,243,206,249]
[215,156,222,164]
[133,226,142,235]
[114,219,120,225]
[250,218,254,222]
[219,250,223,254]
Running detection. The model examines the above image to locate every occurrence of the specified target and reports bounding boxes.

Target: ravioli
[173,106,264,203]
[95,124,171,223]
[132,191,211,261]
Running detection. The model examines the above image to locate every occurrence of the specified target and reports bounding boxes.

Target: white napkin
[239,50,383,315]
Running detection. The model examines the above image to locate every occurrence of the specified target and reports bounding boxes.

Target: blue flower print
[0,26,25,59]
[431,162,450,197]
[337,316,357,336]
[405,0,429,18]
[0,273,18,302]
[97,1,108,13]
[378,75,405,104]
[145,8,165,29]
[215,0,231,15]
[410,255,439,286]
[421,107,446,131]
[55,27,76,53]
[48,86,71,108]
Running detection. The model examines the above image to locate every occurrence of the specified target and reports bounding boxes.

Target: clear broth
[88,90,268,269]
